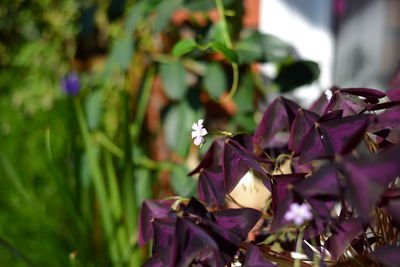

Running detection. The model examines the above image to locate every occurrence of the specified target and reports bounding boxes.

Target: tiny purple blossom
[284,203,313,225]
[191,119,207,146]
[61,72,80,96]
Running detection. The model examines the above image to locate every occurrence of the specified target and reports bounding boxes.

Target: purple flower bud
[61,72,80,96]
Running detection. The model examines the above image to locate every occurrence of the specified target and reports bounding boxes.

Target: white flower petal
[200,128,207,136]
[194,136,204,146]
[191,131,198,139]
[192,122,199,131]
[197,119,204,126]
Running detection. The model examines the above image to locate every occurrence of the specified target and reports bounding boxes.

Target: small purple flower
[284,203,313,225]
[191,119,207,146]
[61,72,80,96]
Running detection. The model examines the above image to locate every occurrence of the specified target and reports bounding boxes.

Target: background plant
[0,0,319,266]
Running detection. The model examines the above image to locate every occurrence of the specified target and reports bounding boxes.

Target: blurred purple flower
[284,203,313,225]
[61,72,80,96]
[191,119,207,146]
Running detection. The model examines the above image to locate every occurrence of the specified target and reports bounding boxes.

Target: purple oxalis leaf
[289,108,320,154]
[340,88,385,104]
[338,145,400,222]
[188,138,225,176]
[139,199,173,247]
[197,166,225,207]
[370,245,400,267]
[325,89,366,116]
[270,173,305,213]
[325,219,363,261]
[297,114,369,163]
[152,218,177,265]
[212,208,261,240]
[141,255,164,267]
[168,217,225,267]
[254,97,300,148]
[223,139,270,194]
[387,88,400,101]
[244,244,276,267]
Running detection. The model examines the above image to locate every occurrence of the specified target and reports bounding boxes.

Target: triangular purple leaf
[289,109,320,153]
[338,145,400,222]
[139,199,173,247]
[325,219,363,261]
[168,217,225,267]
[188,138,225,176]
[197,166,226,207]
[254,97,300,148]
[244,244,276,267]
[212,208,261,240]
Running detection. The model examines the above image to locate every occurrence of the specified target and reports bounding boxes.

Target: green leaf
[235,31,292,64]
[170,165,197,197]
[183,0,234,11]
[233,71,254,113]
[135,168,152,207]
[153,0,183,33]
[274,60,320,93]
[104,35,134,76]
[172,39,197,57]
[164,102,195,157]
[85,90,102,130]
[203,62,227,100]
[160,60,188,100]
[210,41,238,63]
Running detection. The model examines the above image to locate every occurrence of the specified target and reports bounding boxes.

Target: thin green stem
[215,0,239,102]
[294,227,304,267]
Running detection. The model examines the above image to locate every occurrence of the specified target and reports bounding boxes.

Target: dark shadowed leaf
[275,60,320,93]
[325,219,363,261]
[188,138,225,176]
[289,108,320,153]
[141,255,164,267]
[294,164,340,201]
[254,97,300,149]
[168,217,225,267]
[338,145,400,222]
[297,115,369,163]
[244,244,276,267]
[172,38,197,57]
[152,218,176,264]
[138,199,173,246]
[270,174,305,213]
[197,166,226,207]
[370,246,400,267]
[212,208,261,240]
[223,140,269,193]
[340,88,385,104]
[235,31,292,64]
[184,197,214,222]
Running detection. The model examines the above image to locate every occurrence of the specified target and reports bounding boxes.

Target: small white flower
[325,89,333,101]
[191,119,207,146]
[284,203,313,225]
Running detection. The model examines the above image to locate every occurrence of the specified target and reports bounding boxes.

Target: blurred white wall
[259,0,334,106]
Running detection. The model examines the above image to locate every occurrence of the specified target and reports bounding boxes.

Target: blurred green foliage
[0,0,319,266]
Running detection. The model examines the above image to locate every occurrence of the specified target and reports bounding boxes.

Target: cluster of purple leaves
[140,87,400,266]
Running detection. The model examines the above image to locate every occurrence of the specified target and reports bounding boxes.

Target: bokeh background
[0,0,398,266]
